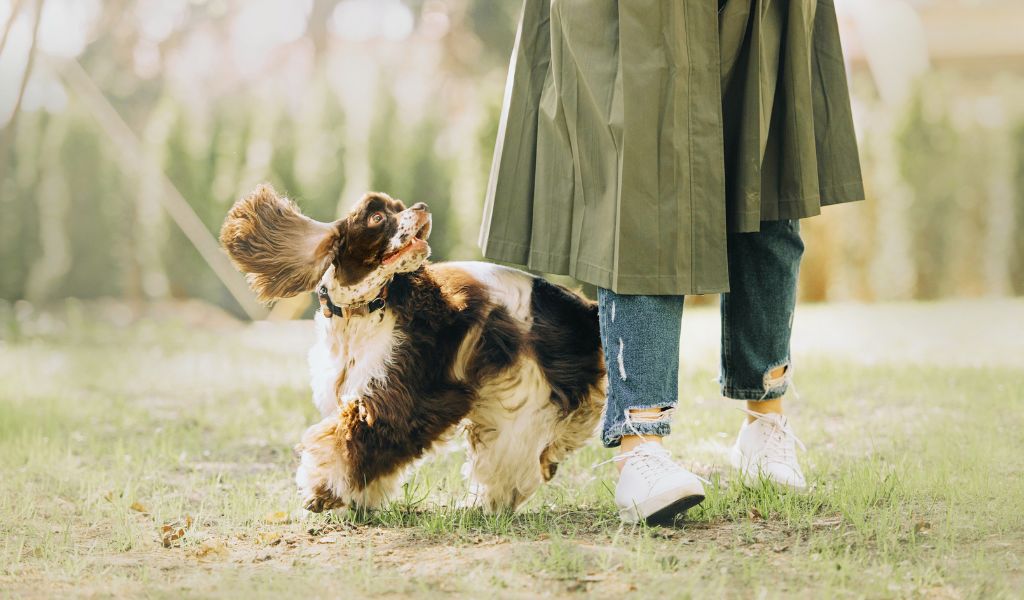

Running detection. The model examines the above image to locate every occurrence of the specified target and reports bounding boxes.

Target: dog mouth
[382,218,431,265]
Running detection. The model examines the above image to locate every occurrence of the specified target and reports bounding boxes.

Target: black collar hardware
[317,284,388,319]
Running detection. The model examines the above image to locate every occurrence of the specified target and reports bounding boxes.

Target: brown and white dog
[220,184,606,513]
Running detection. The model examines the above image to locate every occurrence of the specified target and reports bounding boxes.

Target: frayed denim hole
[626,407,674,424]
[758,361,794,401]
[602,405,674,447]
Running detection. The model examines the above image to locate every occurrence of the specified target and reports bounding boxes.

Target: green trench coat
[478,0,866,294]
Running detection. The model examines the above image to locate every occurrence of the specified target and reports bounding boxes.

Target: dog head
[220,184,431,305]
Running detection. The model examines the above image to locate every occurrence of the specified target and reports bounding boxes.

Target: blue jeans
[598,219,804,448]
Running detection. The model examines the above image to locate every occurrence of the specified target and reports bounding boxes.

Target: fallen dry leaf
[161,525,186,547]
[747,507,763,521]
[160,515,194,548]
[129,501,148,514]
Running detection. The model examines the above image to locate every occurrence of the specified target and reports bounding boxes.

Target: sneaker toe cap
[762,462,806,489]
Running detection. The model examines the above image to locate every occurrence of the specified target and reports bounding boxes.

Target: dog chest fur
[309,263,532,418]
[308,309,404,418]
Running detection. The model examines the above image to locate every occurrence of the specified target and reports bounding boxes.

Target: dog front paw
[302,484,346,513]
[295,416,351,513]
[296,457,349,513]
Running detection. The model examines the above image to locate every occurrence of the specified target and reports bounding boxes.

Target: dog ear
[220,183,343,302]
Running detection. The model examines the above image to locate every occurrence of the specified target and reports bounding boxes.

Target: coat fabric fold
[479,0,865,295]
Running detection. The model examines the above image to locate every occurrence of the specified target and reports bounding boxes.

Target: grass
[0,301,1022,599]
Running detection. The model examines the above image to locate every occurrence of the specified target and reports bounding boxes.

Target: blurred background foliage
[0,0,1022,320]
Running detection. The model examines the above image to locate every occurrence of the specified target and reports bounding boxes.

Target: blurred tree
[368,83,457,260]
[60,113,128,299]
[1011,122,1024,295]
[896,84,960,299]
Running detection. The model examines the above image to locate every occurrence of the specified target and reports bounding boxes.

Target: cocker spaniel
[220,184,606,513]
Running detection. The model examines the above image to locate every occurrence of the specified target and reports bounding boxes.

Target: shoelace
[594,445,711,485]
[593,409,711,485]
[737,407,806,466]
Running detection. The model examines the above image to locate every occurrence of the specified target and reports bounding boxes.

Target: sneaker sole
[619,486,706,525]
[642,494,705,526]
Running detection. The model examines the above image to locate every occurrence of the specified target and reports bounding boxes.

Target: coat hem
[732,180,865,232]
[819,180,866,207]
[481,238,731,296]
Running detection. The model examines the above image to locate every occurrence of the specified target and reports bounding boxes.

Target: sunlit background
[1,0,1022,322]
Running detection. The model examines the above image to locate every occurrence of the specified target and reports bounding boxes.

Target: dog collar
[317,283,388,319]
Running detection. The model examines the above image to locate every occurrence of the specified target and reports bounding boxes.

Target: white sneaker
[611,442,706,524]
[730,409,807,490]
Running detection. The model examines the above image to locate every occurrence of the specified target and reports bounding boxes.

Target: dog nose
[410,202,429,212]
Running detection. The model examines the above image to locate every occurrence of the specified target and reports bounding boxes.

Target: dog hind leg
[463,388,560,512]
[464,424,546,513]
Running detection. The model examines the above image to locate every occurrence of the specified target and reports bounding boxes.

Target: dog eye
[368,212,384,226]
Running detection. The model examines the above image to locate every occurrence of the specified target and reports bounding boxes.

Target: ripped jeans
[598,219,804,447]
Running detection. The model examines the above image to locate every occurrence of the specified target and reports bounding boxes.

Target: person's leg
[598,289,683,451]
[719,218,803,405]
[719,219,807,488]
[597,288,705,523]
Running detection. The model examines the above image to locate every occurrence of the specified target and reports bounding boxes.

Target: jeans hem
[720,359,792,401]
[602,421,672,449]
[720,385,788,401]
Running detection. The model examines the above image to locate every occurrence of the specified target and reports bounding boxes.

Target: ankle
[745,399,783,423]
[617,435,662,471]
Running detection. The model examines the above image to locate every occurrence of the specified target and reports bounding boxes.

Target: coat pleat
[480,0,865,295]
